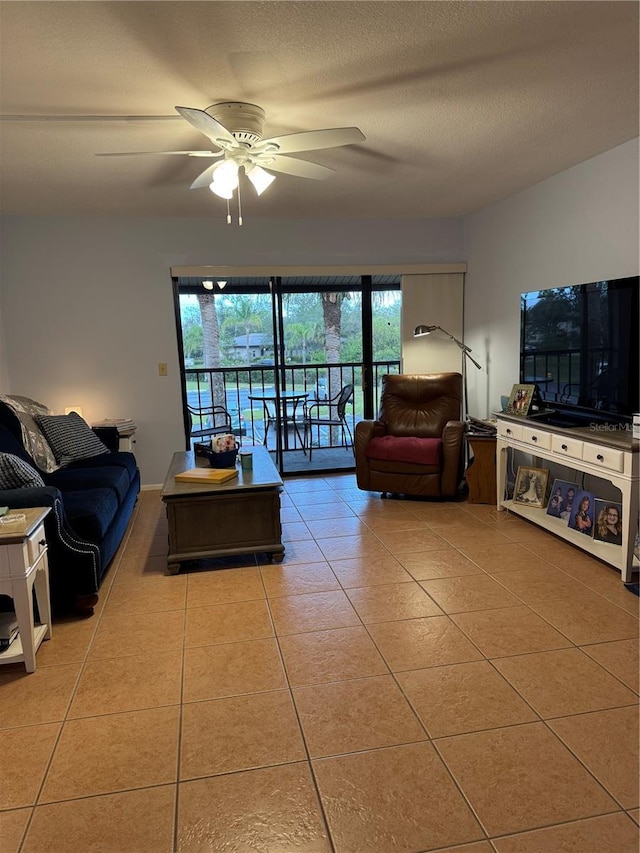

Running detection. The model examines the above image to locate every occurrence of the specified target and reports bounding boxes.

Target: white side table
[91,422,137,454]
[0,507,52,673]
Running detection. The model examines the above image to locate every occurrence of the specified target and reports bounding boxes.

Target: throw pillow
[0,453,46,489]
[35,412,109,466]
[0,394,59,472]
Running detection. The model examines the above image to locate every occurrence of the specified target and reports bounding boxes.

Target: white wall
[0,216,462,484]
[3,138,637,483]
[401,274,464,374]
[463,138,640,418]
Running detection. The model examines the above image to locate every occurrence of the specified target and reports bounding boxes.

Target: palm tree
[321,291,349,443]
[196,293,225,408]
[287,321,321,365]
[321,291,347,398]
[223,297,264,363]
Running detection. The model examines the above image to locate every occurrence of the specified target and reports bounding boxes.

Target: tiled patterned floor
[1,476,639,852]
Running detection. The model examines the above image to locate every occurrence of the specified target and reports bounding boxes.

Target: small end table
[0,507,52,672]
[466,433,497,504]
[92,425,137,453]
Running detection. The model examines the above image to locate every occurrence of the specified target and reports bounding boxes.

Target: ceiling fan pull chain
[237,183,243,226]
[226,198,231,225]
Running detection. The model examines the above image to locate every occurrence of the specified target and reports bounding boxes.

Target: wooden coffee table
[161,446,284,574]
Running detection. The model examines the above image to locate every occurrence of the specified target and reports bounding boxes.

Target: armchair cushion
[365,436,442,466]
[35,412,109,465]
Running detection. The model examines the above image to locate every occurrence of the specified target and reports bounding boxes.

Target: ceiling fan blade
[189,163,220,190]
[95,150,223,158]
[175,106,237,147]
[0,114,180,122]
[254,127,365,154]
[255,155,335,180]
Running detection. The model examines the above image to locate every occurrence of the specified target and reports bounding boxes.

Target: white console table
[496,414,639,582]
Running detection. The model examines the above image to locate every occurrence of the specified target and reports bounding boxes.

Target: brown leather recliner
[355,373,465,498]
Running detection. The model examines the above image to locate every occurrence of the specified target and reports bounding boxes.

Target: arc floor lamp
[413,324,482,423]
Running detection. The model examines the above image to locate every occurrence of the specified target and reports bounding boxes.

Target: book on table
[0,612,19,650]
[174,468,238,485]
[92,418,137,434]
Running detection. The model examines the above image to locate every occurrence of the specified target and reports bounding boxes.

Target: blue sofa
[0,400,140,616]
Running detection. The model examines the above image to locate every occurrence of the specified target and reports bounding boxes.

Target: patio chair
[187,404,233,448]
[303,383,354,460]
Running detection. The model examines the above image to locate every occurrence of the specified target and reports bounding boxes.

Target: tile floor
[1,476,639,853]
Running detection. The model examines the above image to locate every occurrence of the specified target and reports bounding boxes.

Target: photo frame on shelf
[567,489,595,537]
[505,383,536,417]
[593,500,623,546]
[546,479,579,522]
[513,465,549,508]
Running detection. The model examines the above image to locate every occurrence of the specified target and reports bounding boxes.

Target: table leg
[291,401,306,449]
[12,577,37,673]
[33,560,52,641]
[262,403,271,445]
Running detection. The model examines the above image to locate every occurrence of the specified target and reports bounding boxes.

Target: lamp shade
[209,181,234,200]
[210,160,239,198]
[413,324,438,337]
[246,164,276,196]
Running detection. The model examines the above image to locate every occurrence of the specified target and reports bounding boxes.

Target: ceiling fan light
[246,164,276,195]
[209,181,234,199]
[212,159,239,193]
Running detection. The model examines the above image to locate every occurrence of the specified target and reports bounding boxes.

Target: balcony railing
[184,360,400,451]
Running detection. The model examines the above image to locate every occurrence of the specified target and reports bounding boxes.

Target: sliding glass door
[173,274,401,475]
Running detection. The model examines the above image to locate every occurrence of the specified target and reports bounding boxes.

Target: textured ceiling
[0,1,638,220]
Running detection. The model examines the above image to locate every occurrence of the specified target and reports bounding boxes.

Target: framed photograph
[593,500,623,545]
[546,479,580,521]
[567,489,595,537]
[513,465,549,508]
[506,383,536,417]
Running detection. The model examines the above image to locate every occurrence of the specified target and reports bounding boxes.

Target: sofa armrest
[441,420,465,496]
[0,485,63,511]
[0,485,101,614]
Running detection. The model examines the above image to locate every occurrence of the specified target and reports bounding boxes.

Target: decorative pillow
[0,394,59,472]
[0,453,46,489]
[35,412,109,466]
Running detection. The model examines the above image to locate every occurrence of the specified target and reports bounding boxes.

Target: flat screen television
[520,276,639,428]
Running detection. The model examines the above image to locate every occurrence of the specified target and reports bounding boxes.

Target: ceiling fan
[98,101,365,223]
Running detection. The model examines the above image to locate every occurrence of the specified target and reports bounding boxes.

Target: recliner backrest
[378,373,462,438]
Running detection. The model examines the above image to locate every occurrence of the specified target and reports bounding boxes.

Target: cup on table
[239,449,253,471]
